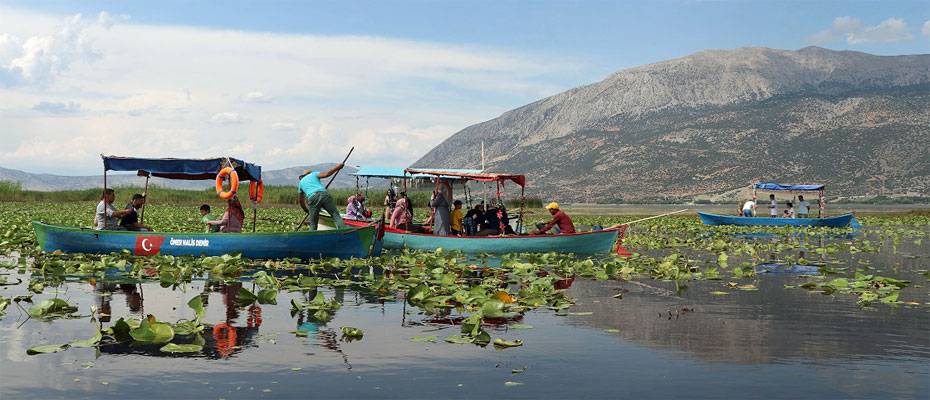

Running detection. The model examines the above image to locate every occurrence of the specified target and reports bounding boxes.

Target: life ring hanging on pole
[248,179,264,203]
[215,167,239,200]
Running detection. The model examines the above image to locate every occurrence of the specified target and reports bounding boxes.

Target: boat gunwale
[342,219,621,240]
[32,220,375,237]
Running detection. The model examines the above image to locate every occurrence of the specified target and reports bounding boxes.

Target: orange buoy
[215,167,239,200]
[248,179,264,203]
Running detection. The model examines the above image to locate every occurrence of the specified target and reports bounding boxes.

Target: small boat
[698,212,856,228]
[34,221,379,260]
[700,182,858,228]
[33,155,381,260]
[326,167,626,255]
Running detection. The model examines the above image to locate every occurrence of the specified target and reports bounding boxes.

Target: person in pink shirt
[532,202,576,234]
[390,192,413,230]
[206,196,245,233]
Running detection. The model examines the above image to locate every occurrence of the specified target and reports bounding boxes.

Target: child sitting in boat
[783,201,796,218]
[200,204,220,233]
[451,200,464,236]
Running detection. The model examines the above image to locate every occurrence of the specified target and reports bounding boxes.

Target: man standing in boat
[298,163,346,231]
[768,194,778,218]
[532,202,576,234]
[797,195,810,218]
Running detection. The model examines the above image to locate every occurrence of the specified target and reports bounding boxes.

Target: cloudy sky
[1,0,928,175]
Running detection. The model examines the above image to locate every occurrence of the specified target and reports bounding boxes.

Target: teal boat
[34,221,379,260]
[326,167,626,255]
[33,155,382,259]
[343,218,620,255]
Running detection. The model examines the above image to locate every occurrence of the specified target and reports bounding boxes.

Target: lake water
[1,227,928,399]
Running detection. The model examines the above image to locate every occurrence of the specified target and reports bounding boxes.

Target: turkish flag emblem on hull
[134,236,166,256]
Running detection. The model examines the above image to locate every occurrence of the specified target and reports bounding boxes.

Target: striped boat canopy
[405,168,526,187]
[754,183,824,191]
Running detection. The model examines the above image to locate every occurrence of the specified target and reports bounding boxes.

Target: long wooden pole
[610,209,689,229]
[140,174,150,223]
[295,147,355,231]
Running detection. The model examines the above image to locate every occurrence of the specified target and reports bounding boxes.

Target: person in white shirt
[784,201,796,218]
[94,189,133,230]
[741,200,756,217]
[797,195,810,218]
[768,194,778,217]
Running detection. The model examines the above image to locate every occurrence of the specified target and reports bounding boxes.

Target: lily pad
[159,343,203,353]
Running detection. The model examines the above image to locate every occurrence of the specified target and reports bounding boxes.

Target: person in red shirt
[532,202,576,234]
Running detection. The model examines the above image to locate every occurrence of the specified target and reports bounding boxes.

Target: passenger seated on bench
[390,192,413,231]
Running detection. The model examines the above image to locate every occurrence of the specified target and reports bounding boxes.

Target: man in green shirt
[200,204,220,233]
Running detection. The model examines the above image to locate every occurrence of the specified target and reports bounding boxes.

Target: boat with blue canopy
[33,155,381,259]
[327,166,625,255]
[698,182,858,228]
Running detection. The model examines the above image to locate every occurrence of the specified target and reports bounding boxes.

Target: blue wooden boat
[33,221,379,260]
[697,212,856,228]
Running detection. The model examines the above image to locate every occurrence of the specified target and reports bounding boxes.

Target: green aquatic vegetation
[794,271,911,307]
[130,315,176,344]
[340,326,364,342]
[27,298,80,320]
[0,296,9,319]
[159,343,204,353]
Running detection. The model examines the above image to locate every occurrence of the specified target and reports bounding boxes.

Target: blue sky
[1,0,928,174]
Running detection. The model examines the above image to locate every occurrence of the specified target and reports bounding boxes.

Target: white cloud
[243,91,273,103]
[0,12,113,86]
[209,112,251,125]
[808,16,914,45]
[32,100,81,114]
[922,20,930,38]
[0,6,576,174]
[271,121,298,131]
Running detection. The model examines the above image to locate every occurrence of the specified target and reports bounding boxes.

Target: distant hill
[0,164,362,191]
[415,47,930,202]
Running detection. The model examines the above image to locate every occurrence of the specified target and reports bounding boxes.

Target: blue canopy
[102,155,262,181]
[754,183,824,191]
[352,166,482,181]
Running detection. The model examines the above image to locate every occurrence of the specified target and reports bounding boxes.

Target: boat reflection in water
[95,282,262,360]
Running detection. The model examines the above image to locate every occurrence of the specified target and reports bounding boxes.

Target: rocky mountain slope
[415,47,930,202]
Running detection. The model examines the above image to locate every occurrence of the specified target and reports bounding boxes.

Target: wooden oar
[609,209,689,229]
[295,147,355,231]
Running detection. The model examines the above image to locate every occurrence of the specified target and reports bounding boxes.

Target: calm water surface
[1,228,928,399]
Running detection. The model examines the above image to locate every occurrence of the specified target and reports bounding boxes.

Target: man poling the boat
[532,202,576,234]
[298,163,347,231]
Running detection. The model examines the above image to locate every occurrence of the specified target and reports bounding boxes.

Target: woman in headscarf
[430,180,452,235]
[383,188,397,219]
[390,192,413,230]
[206,195,245,232]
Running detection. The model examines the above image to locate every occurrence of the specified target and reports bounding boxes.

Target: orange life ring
[212,322,238,358]
[215,167,239,200]
[248,180,264,203]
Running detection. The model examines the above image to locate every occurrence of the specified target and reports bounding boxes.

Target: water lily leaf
[172,320,204,336]
[480,299,518,319]
[604,328,621,333]
[340,326,364,341]
[187,295,205,321]
[710,291,729,296]
[511,367,527,374]
[70,323,103,348]
[567,312,592,316]
[444,335,474,344]
[129,315,175,344]
[508,323,533,330]
[27,343,70,355]
[493,338,523,348]
[159,343,203,353]
[236,288,258,307]
[410,335,437,343]
[504,381,523,387]
[257,289,278,305]
[880,291,899,304]
[27,298,78,320]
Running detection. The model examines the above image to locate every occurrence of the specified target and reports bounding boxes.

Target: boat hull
[33,221,379,260]
[697,212,856,228]
[342,219,620,255]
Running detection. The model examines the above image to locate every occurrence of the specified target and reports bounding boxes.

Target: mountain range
[414,46,930,202]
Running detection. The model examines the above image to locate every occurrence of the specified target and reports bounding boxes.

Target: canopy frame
[751,182,825,218]
[100,155,262,231]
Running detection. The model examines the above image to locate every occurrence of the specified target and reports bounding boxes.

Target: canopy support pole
[252,202,257,232]
[517,186,525,234]
[140,174,150,223]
